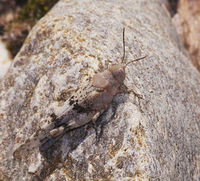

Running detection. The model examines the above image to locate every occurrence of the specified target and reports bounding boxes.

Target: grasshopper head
[108,64,125,85]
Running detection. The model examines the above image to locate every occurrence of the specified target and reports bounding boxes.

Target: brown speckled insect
[13,28,146,156]
[40,28,146,149]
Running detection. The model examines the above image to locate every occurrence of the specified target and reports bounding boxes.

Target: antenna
[122,27,125,63]
[125,55,147,67]
[121,27,147,66]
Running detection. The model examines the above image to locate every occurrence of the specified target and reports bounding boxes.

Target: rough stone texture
[0,0,200,180]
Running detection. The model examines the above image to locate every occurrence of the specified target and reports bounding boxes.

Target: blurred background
[0,0,199,78]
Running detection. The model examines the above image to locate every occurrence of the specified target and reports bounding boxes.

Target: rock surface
[0,39,11,78]
[172,0,200,71]
[0,0,200,180]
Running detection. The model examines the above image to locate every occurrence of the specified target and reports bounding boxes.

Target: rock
[0,0,200,180]
[0,39,11,78]
[172,0,200,71]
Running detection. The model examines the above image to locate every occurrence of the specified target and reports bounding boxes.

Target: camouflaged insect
[13,28,146,157]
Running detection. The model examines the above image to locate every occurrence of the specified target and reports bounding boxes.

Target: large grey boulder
[0,0,200,180]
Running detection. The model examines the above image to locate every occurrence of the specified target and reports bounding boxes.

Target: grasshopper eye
[109,65,125,84]
[114,68,125,84]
